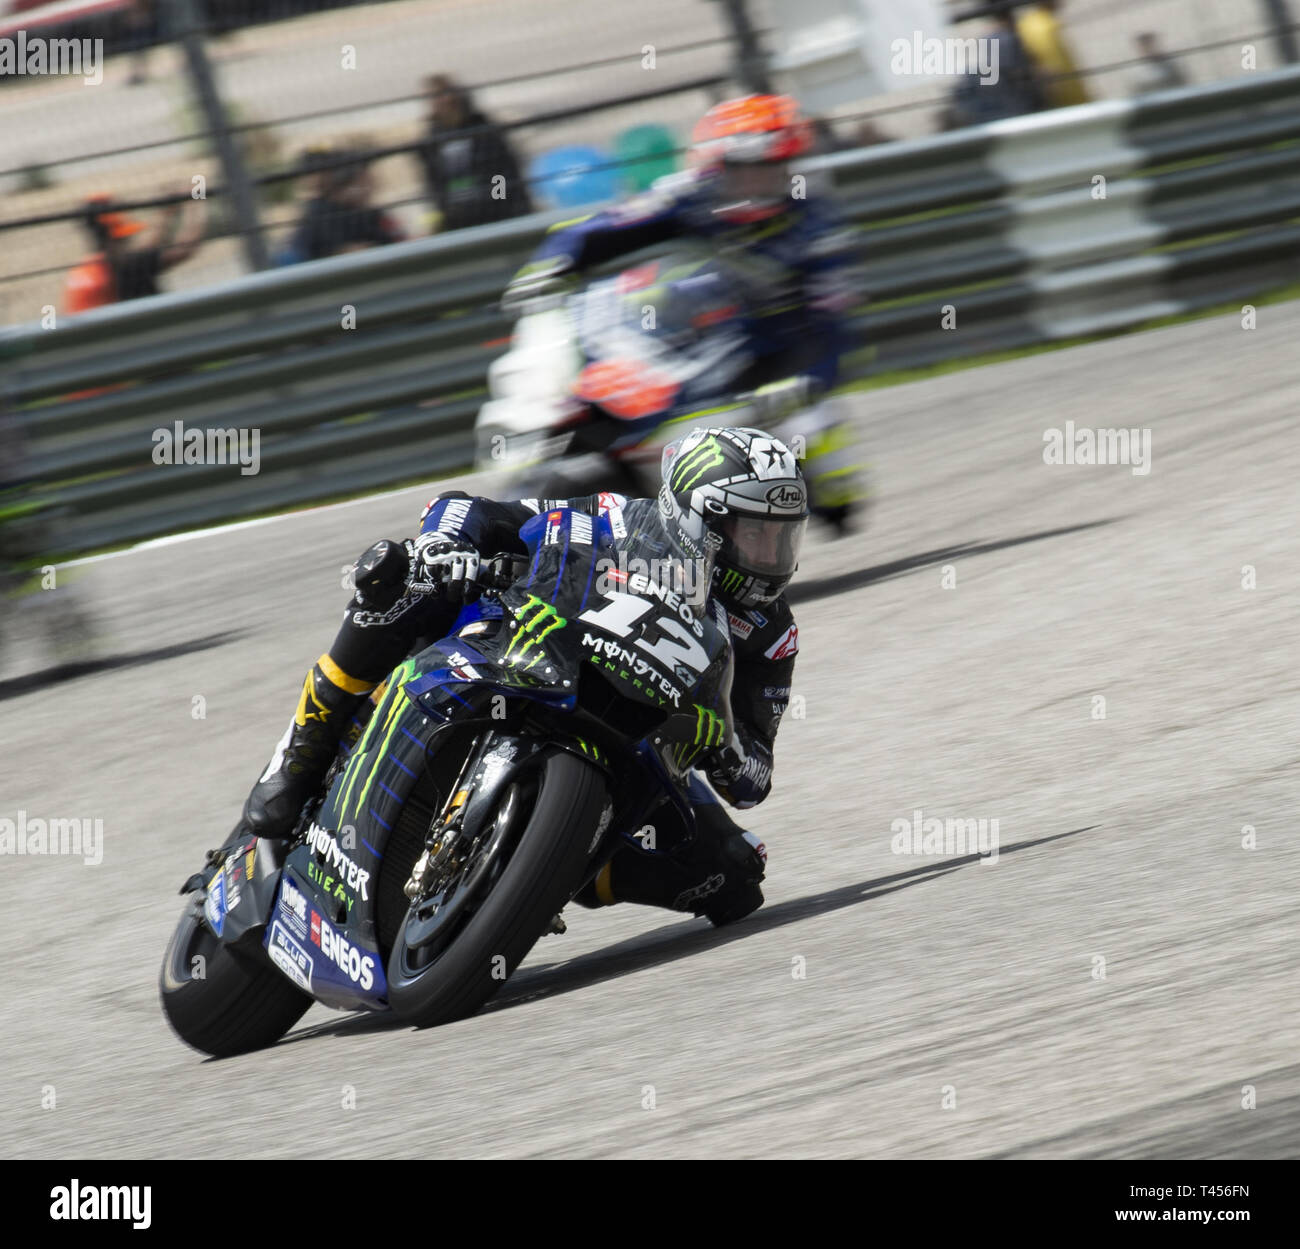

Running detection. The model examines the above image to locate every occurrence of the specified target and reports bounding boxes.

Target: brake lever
[478,553,529,594]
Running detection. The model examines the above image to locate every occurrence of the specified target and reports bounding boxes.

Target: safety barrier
[5,66,1299,555]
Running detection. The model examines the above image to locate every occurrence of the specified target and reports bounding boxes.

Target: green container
[613,124,679,193]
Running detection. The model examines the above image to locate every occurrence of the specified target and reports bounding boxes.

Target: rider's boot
[576,795,767,927]
[234,656,376,840]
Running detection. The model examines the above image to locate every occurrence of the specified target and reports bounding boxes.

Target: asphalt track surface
[3,305,1298,1158]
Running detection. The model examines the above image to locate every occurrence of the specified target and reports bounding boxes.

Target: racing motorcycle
[160,503,736,1056]
[475,244,864,530]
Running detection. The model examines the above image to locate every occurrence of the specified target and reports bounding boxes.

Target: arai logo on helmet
[766,483,804,508]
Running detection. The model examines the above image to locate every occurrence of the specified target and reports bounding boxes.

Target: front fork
[400,730,609,902]
[403,730,488,900]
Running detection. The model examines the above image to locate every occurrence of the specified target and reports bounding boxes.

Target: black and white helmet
[658,426,809,608]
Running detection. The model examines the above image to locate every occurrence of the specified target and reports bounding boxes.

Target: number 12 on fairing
[577,595,710,676]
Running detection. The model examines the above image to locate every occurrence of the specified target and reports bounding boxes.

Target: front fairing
[405,503,732,749]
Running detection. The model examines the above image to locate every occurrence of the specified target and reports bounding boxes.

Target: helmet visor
[719,512,806,580]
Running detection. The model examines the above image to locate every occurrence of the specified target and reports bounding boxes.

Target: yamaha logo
[766,484,804,508]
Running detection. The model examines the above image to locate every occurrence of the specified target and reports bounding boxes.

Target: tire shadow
[279,826,1095,1048]
[486,826,1096,1014]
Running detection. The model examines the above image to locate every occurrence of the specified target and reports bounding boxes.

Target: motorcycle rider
[234,426,806,926]
[505,93,863,524]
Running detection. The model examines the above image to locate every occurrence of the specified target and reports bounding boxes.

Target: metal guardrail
[5,66,1300,556]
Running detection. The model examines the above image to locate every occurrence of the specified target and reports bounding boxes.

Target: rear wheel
[160,898,312,1057]
[387,749,607,1027]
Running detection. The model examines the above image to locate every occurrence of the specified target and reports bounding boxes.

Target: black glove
[408,533,483,603]
[704,733,773,810]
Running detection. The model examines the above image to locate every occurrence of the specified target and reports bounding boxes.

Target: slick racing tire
[160,897,312,1057]
[387,749,607,1028]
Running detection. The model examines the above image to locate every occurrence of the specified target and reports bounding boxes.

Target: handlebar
[476,553,529,592]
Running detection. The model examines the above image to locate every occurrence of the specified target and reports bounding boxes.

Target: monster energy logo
[504,595,567,669]
[336,657,420,827]
[720,568,745,593]
[673,435,726,491]
[674,704,726,769]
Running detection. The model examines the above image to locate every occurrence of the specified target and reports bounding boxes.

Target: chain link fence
[2,0,1296,326]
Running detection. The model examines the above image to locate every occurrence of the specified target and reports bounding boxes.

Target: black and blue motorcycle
[160,502,734,1056]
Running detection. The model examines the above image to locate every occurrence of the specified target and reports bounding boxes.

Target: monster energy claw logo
[695,704,726,748]
[504,595,567,669]
[675,704,726,768]
[720,569,745,593]
[673,435,726,491]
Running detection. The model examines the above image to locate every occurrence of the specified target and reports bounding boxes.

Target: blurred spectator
[279,147,406,264]
[943,12,1045,129]
[63,191,204,314]
[417,75,533,231]
[1016,1,1090,108]
[850,119,892,148]
[1131,32,1187,95]
[810,116,845,155]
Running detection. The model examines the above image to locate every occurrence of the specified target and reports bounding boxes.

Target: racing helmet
[658,426,809,608]
[689,94,814,224]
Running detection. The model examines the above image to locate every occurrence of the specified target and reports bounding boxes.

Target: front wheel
[387,749,607,1028]
[160,897,312,1057]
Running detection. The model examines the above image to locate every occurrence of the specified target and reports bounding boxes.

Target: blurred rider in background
[503,93,865,529]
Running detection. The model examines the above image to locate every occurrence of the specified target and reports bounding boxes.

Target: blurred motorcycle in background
[474,242,866,534]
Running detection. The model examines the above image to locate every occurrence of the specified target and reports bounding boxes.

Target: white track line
[57,471,492,569]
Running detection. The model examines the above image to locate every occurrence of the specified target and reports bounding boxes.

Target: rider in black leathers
[235,426,807,926]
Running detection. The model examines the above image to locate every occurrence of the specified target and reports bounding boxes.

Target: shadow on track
[278,825,1095,1050]
[0,631,243,701]
[790,519,1120,605]
[486,825,1095,1014]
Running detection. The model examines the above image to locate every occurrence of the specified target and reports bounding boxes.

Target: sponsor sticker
[598,491,628,538]
[268,921,313,992]
[764,623,798,660]
[570,511,593,545]
[304,823,371,900]
[277,876,310,939]
[765,483,805,509]
[204,873,225,937]
[311,913,377,992]
[435,498,472,535]
[727,612,754,639]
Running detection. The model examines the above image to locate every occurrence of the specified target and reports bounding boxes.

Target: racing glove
[501,254,576,313]
[744,375,819,423]
[705,731,774,810]
[408,533,483,603]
